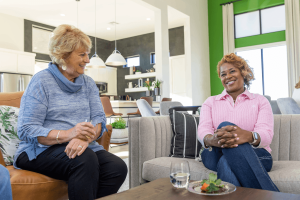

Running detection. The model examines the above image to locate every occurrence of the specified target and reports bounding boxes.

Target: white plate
[187,181,236,196]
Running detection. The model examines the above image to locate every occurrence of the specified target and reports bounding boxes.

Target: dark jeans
[201,121,279,192]
[16,144,127,200]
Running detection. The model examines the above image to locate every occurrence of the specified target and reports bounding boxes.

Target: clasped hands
[65,122,97,159]
[213,126,251,148]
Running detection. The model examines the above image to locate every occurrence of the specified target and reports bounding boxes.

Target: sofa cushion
[169,111,201,159]
[143,158,300,194]
[0,106,21,165]
[7,165,68,200]
[269,161,300,194]
[142,157,214,182]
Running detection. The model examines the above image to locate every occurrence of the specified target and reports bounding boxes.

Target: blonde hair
[217,53,254,89]
[49,24,92,66]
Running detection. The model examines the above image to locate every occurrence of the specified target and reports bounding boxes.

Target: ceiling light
[147,18,151,20]
[105,0,126,66]
[86,0,106,68]
[60,14,65,17]
[107,27,111,30]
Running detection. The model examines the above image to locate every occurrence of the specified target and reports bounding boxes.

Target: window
[150,52,155,64]
[235,5,285,39]
[32,25,53,55]
[236,44,288,100]
[124,55,140,67]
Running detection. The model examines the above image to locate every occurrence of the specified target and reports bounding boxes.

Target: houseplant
[110,117,128,140]
[154,80,161,96]
[144,81,152,96]
[135,70,142,75]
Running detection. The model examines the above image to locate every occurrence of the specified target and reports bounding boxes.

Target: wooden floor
[108,143,129,159]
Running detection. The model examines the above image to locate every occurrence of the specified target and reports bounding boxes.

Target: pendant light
[105,0,127,66]
[87,0,106,68]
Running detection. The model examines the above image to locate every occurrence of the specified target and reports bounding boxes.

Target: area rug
[118,158,129,193]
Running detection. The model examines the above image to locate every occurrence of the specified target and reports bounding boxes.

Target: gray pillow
[0,106,21,165]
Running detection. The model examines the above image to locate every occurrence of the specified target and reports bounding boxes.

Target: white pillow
[0,106,21,165]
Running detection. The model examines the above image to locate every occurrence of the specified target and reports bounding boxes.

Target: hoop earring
[62,65,67,70]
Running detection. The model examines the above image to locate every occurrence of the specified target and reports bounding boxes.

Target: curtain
[222,3,235,55]
[285,0,300,97]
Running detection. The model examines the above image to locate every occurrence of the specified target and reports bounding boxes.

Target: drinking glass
[85,119,98,138]
[170,160,190,188]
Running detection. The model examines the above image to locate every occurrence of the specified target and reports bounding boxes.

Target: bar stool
[155,97,172,115]
[100,97,123,123]
[127,96,153,119]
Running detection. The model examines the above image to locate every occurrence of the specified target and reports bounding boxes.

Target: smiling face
[220,63,245,94]
[63,47,90,80]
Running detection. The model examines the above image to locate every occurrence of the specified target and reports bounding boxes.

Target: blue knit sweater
[13,62,107,169]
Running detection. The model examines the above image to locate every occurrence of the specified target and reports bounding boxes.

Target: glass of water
[170,160,190,188]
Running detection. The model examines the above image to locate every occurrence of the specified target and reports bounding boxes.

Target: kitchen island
[110,100,160,117]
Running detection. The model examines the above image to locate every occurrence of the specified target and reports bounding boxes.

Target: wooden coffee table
[99,178,300,200]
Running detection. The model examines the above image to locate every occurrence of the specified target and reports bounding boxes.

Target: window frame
[32,25,54,55]
[123,55,140,68]
[235,41,288,96]
[234,4,285,39]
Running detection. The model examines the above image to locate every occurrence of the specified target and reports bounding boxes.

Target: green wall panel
[208,0,286,96]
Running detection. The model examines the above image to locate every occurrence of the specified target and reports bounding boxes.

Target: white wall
[136,0,211,105]
[0,13,24,51]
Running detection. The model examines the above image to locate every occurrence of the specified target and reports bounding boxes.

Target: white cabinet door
[0,51,18,73]
[84,68,99,82]
[18,54,35,75]
[103,67,117,95]
[98,68,107,83]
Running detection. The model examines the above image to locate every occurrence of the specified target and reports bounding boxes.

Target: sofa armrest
[0,151,6,167]
[96,125,112,151]
[129,116,172,188]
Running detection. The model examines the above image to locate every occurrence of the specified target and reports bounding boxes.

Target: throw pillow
[169,110,202,159]
[0,106,21,165]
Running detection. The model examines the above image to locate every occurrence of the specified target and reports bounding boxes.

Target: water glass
[170,160,190,188]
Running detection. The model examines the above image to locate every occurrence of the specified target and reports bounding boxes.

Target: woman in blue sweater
[14,24,127,200]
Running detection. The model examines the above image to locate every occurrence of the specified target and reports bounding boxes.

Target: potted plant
[135,70,142,75]
[110,117,128,140]
[144,81,152,96]
[154,80,161,96]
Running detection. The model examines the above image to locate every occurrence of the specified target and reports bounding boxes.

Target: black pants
[16,144,127,200]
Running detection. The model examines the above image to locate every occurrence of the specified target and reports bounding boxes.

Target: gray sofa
[129,115,300,194]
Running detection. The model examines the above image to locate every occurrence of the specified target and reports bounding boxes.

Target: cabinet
[0,48,36,75]
[85,67,117,96]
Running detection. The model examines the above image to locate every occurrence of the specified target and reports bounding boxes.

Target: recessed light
[60,14,65,17]
[107,27,111,30]
[147,18,151,20]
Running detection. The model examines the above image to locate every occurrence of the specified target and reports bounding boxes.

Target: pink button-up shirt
[198,89,274,153]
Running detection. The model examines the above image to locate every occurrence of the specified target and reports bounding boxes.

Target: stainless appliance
[95,82,107,94]
[0,73,32,92]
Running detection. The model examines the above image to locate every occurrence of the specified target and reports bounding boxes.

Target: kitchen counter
[110,100,160,117]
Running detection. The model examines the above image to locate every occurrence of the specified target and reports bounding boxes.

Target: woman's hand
[69,122,96,141]
[64,138,89,159]
[217,126,253,148]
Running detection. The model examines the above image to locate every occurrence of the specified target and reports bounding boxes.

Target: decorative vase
[154,88,160,96]
[146,90,151,96]
[135,72,142,75]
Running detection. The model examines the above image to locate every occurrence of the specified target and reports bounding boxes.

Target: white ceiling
[0,0,187,41]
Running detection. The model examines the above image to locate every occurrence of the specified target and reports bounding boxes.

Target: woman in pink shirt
[198,53,279,191]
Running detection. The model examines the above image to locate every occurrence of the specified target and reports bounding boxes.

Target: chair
[136,99,157,117]
[159,101,184,116]
[100,96,123,123]
[127,96,153,117]
[155,97,172,115]
[0,92,112,200]
[277,97,300,114]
